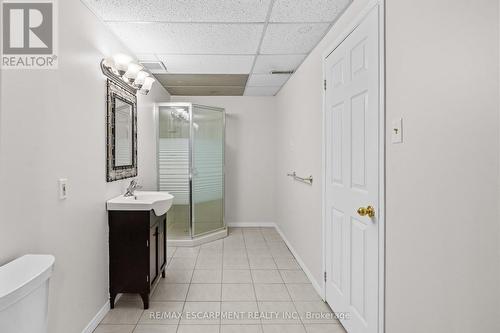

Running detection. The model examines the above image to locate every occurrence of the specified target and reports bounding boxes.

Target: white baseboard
[81,300,110,333]
[227,222,277,228]
[274,225,325,300]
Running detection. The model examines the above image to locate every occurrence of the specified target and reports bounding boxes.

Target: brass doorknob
[357,206,375,218]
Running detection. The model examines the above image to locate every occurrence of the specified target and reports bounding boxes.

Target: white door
[324,6,380,333]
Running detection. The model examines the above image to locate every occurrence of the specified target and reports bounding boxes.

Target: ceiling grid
[82,0,353,96]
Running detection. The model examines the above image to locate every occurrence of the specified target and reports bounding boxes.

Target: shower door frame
[155,102,226,239]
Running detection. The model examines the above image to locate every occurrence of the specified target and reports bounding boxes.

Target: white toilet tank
[0,255,55,333]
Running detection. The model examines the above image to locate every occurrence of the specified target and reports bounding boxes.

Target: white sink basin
[107,191,174,216]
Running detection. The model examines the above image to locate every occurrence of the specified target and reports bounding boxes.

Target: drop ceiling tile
[247,74,291,86]
[270,0,352,22]
[136,54,159,61]
[157,55,254,74]
[244,86,281,96]
[107,22,264,54]
[253,54,306,74]
[156,74,248,87]
[168,86,245,96]
[260,23,330,54]
[83,0,271,22]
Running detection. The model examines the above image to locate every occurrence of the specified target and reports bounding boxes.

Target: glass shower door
[191,105,225,236]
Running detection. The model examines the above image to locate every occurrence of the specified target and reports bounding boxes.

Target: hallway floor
[94,227,346,333]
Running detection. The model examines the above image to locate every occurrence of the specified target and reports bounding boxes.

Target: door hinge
[324,79,327,90]
[146,240,149,247]
[324,271,327,282]
[146,275,149,282]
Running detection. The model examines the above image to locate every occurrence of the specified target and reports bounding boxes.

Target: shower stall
[156,103,226,246]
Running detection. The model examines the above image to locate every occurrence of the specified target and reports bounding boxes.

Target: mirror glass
[114,97,133,167]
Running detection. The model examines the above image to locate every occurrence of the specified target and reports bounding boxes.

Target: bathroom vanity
[107,191,174,309]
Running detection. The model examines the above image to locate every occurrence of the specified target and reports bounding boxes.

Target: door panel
[324,6,380,333]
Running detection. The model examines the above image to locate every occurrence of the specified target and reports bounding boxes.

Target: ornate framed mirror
[106,79,138,182]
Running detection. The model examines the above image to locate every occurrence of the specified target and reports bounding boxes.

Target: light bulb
[134,71,149,88]
[141,76,155,93]
[112,54,133,75]
[125,63,143,81]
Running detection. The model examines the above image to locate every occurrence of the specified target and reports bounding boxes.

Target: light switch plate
[391,118,403,144]
[59,179,68,199]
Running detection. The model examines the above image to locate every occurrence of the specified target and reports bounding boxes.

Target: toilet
[0,255,55,333]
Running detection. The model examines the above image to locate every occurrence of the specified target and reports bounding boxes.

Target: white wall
[171,96,276,225]
[0,1,170,332]
[274,0,371,291]
[385,0,500,332]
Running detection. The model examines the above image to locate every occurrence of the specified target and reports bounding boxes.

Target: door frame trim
[321,1,385,332]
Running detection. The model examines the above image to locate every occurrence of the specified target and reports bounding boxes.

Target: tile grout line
[244,228,265,332]
[264,226,307,332]
[176,246,201,333]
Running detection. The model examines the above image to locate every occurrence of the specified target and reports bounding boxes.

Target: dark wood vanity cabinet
[108,210,167,309]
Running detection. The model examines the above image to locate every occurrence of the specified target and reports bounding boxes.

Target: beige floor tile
[223,269,252,283]
[224,241,247,249]
[251,270,283,284]
[199,247,223,256]
[258,302,301,324]
[94,324,135,333]
[274,258,300,270]
[168,258,197,270]
[186,284,222,301]
[304,324,346,333]
[163,270,193,284]
[166,247,177,257]
[222,284,256,301]
[263,233,284,242]
[116,294,143,303]
[223,249,247,257]
[279,270,309,284]
[245,240,269,249]
[254,284,291,301]
[223,256,250,269]
[151,284,189,301]
[247,248,273,258]
[101,302,143,325]
[270,248,293,258]
[133,325,178,333]
[286,284,321,301]
[221,324,263,333]
[221,301,260,324]
[249,257,277,270]
[294,302,338,324]
[195,256,223,269]
[203,238,224,246]
[191,269,222,283]
[262,325,306,333]
[173,247,200,258]
[139,302,184,325]
[180,302,221,325]
[177,325,219,333]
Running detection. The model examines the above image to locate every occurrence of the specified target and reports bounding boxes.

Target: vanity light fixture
[101,53,156,95]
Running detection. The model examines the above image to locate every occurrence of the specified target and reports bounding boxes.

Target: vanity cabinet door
[149,226,158,285]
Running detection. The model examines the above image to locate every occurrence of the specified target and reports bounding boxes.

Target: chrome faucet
[124,179,141,197]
